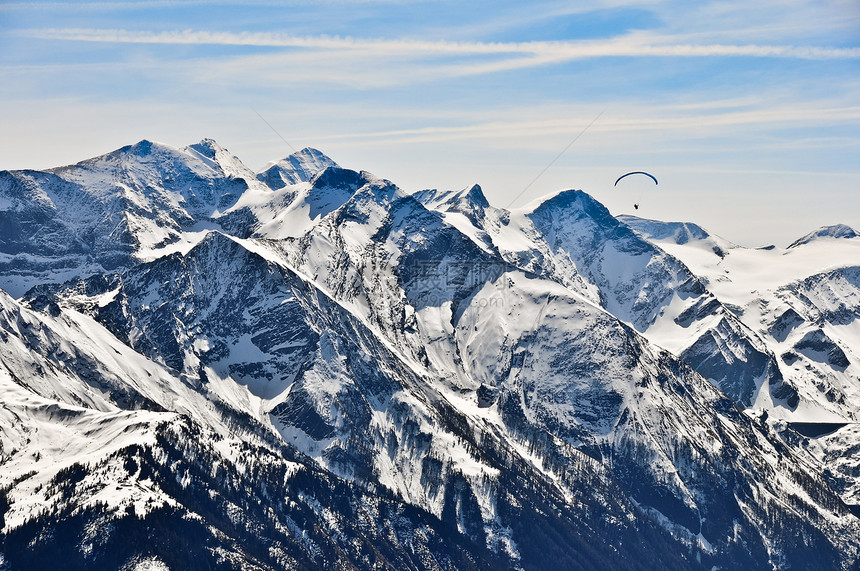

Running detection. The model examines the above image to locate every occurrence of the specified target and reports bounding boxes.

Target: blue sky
[1,0,858,246]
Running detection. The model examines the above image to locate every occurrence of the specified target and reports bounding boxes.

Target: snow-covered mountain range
[1,139,858,570]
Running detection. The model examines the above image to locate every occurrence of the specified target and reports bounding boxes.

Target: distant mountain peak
[619,215,713,245]
[788,224,859,248]
[309,166,368,191]
[113,139,171,159]
[412,183,488,210]
[257,147,339,189]
[293,147,336,163]
[186,138,225,159]
[130,139,155,155]
[462,183,489,208]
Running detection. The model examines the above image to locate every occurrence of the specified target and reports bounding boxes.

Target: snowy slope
[0,287,509,570]
[20,233,693,568]
[625,217,860,506]
[624,217,860,422]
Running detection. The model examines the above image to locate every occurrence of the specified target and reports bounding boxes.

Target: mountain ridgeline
[1,139,859,570]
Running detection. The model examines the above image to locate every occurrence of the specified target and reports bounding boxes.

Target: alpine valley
[1,139,859,570]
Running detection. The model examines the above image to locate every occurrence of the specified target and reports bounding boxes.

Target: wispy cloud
[18,27,860,62]
[305,103,860,147]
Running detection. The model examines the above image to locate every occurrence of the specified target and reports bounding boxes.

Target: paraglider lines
[252,108,297,154]
[505,108,606,209]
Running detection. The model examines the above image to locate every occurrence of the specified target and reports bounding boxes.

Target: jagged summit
[788,223,859,248]
[462,183,489,208]
[51,138,253,185]
[293,146,337,165]
[185,137,223,158]
[412,184,492,231]
[257,147,338,189]
[413,183,489,210]
[0,138,262,296]
[124,138,161,156]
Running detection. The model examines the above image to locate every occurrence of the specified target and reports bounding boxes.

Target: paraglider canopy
[614,171,658,186]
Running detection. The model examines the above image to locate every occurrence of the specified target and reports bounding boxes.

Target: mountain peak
[531,189,617,227]
[117,139,172,159]
[788,224,859,248]
[412,183,488,211]
[309,165,369,191]
[130,139,155,155]
[293,147,336,163]
[257,147,339,189]
[462,183,490,208]
[532,188,585,207]
[186,138,225,159]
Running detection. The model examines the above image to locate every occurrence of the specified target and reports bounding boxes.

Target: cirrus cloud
[18,27,860,62]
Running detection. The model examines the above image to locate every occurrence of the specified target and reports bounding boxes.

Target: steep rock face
[0,169,135,297]
[413,184,491,231]
[771,263,860,421]
[1,270,502,571]
[0,289,169,416]
[785,266,860,328]
[773,266,860,504]
[28,232,329,415]
[527,190,695,332]
[679,317,788,408]
[440,272,853,568]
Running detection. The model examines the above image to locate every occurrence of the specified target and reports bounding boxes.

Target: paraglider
[614,171,658,187]
[615,171,657,210]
